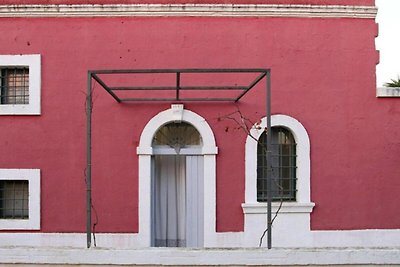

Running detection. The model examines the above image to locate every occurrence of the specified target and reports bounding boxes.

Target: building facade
[1,0,400,265]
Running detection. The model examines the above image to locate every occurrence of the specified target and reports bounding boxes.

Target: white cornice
[0,4,377,18]
[377,87,400,97]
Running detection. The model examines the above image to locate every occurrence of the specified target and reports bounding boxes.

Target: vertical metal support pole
[176,72,181,101]
[86,71,92,248]
[266,70,272,249]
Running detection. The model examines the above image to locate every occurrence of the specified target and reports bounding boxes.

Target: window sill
[0,104,41,115]
[376,87,400,97]
[242,202,315,214]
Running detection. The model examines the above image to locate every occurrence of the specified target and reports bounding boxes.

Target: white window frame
[0,169,41,230]
[241,115,314,247]
[0,54,41,115]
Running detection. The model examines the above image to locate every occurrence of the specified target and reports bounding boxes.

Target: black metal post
[86,71,92,248]
[266,70,272,249]
[176,72,181,101]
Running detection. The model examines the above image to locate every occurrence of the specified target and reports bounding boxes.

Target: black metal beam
[235,72,267,102]
[110,86,247,91]
[91,68,269,102]
[180,86,247,90]
[120,97,236,102]
[90,68,269,74]
[110,86,177,91]
[91,73,121,103]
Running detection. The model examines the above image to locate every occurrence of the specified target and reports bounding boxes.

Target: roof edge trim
[0,4,377,18]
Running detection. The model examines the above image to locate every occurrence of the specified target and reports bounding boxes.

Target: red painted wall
[1,14,398,233]
[0,0,375,6]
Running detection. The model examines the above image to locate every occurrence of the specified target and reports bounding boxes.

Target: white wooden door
[152,155,204,247]
[185,156,204,247]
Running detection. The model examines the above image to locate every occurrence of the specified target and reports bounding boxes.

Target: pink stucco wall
[1,12,399,234]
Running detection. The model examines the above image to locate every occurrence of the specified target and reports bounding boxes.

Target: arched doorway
[137,105,218,247]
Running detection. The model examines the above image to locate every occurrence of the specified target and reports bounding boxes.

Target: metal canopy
[89,69,269,103]
[86,68,272,249]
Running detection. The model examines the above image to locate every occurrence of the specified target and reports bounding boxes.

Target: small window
[0,55,41,115]
[0,67,30,105]
[0,180,29,219]
[257,127,297,202]
[0,169,40,230]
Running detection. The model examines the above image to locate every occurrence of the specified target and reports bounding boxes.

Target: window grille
[257,127,297,201]
[0,180,29,219]
[0,67,30,104]
[153,122,202,153]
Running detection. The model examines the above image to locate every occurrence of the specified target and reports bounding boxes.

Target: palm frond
[385,76,400,87]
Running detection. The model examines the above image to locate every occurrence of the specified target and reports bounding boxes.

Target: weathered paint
[0,9,398,234]
[0,0,375,6]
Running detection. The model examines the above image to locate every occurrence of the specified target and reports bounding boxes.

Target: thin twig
[92,202,98,247]
[218,108,285,248]
[259,197,283,247]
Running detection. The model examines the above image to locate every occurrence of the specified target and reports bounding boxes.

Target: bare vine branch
[217,107,285,248]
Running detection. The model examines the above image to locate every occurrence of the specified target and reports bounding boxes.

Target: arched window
[243,114,314,247]
[153,122,202,153]
[257,127,296,202]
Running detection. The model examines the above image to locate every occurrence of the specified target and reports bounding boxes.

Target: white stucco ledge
[202,146,218,155]
[0,246,400,265]
[136,146,153,155]
[377,87,400,97]
[137,146,218,155]
[242,202,315,214]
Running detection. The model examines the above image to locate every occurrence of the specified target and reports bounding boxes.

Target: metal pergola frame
[86,68,272,248]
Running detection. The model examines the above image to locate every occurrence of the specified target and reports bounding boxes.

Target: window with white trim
[0,169,40,230]
[242,115,314,247]
[243,114,314,210]
[0,55,41,115]
[257,127,297,202]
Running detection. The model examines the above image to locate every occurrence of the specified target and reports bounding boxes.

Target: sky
[375,0,400,87]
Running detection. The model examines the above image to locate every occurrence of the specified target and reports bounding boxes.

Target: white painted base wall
[1,222,400,265]
[1,229,400,249]
[0,246,399,266]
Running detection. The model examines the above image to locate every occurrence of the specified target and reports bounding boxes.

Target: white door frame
[137,105,218,247]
